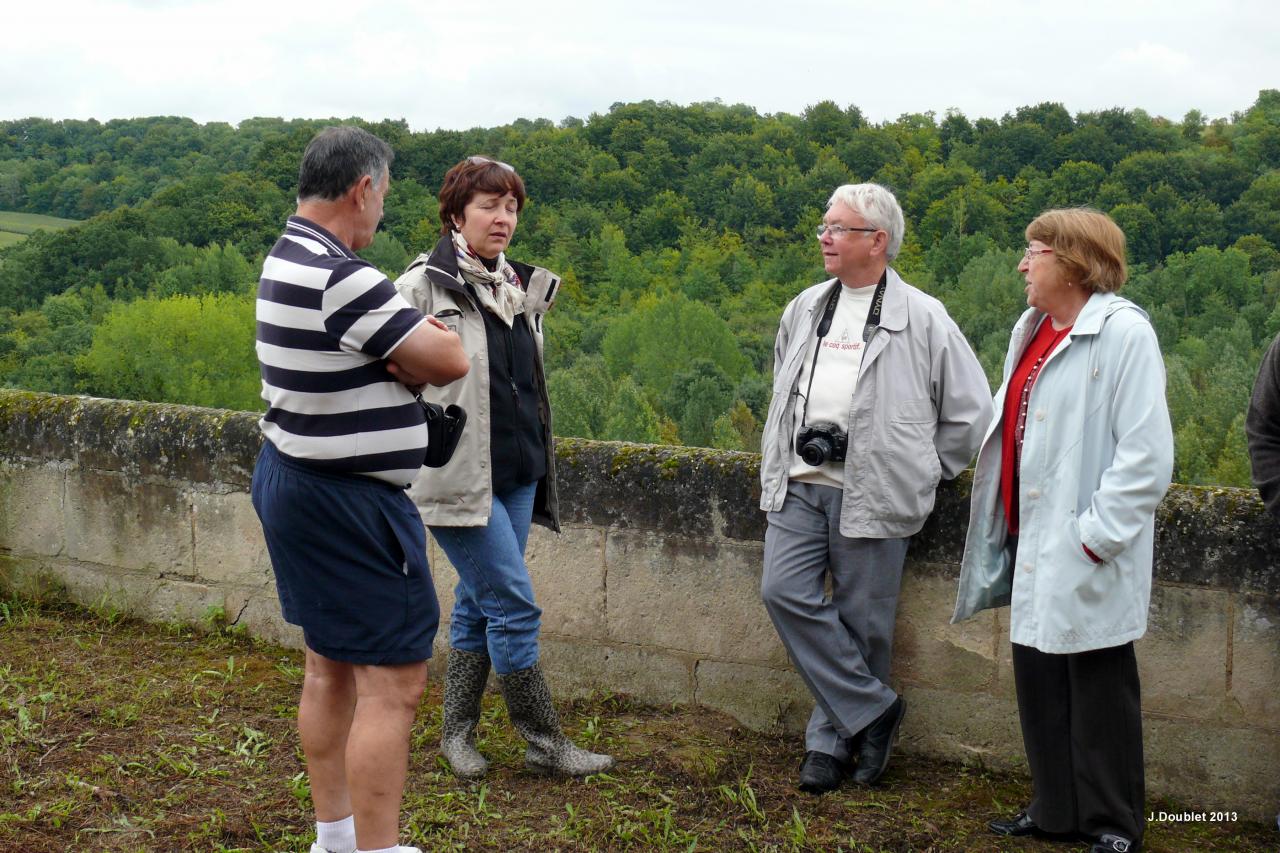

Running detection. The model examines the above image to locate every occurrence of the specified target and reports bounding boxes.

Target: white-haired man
[759,183,990,792]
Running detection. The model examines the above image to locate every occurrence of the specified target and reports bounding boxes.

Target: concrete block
[994,609,1017,701]
[539,636,696,707]
[38,559,145,611]
[63,470,193,575]
[1230,593,1280,726]
[605,529,781,663]
[134,579,225,625]
[191,490,272,587]
[896,685,1025,771]
[694,659,810,732]
[227,587,304,652]
[895,572,998,693]
[31,558,219,625]
[1140,585,1231,720]
[599,642,696,707]
[426,531,457,626]
[526,524,607,640]
[1144,715,1280,823]
[0,463,65,557]
[0,553,67,600]
[538,635,612,699]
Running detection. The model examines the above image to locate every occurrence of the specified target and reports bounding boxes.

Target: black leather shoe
[851,696,906,786]
[1091,834,1140,853]
[988,811,1039,837]
[797,750,846,794]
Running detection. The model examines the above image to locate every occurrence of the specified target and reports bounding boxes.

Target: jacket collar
[419,233,470,296]
[1015,292,1146,340]
[1071,291,1145,335]
[410,234,557,310]
[810,267,907,332]
[879,267,908,332]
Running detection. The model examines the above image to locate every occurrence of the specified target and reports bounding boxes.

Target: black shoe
[797,750,846,794]
[851,696,906,786]
[988,811,1039,837]
[1091,834,1139,853]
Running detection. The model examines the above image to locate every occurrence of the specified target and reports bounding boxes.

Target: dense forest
[2,93,1279,486]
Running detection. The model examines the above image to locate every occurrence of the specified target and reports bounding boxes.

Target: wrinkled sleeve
[393,262,434,316]
[1078,320,1174,560]
[322,260,424,358]
[1246,334,1280,522]
[772,301,793,379]
[932,317,995,479]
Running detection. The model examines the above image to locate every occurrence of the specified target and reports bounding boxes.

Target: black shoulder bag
[417,394,467,468]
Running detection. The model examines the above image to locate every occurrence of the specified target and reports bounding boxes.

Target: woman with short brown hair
[395,156,613,781]
[953,207,1173,853]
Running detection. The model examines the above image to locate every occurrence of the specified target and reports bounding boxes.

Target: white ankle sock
[315,815,356,853]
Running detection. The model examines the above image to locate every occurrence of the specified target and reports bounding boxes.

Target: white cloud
[1111,42,1193,76]
[2,0,1277,128]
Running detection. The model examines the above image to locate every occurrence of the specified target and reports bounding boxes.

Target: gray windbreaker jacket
[759,268,991,538]
[394,235,560,530]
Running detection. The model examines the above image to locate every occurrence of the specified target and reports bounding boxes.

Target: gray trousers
[761,482,909,761]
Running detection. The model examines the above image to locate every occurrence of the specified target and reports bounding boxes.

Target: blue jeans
[430,482,541,674]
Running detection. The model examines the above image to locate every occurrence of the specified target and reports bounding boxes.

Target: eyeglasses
[467,155,515,172]
[1023,247,1054,260]
[816,224,879,238]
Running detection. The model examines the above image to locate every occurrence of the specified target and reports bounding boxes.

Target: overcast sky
[4,0,1276,131]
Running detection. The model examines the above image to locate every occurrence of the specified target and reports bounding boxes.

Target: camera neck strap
[798,271,888,429]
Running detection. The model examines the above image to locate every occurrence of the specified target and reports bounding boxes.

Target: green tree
[601,375,661,443]
[547,354,612,439]
[663,358,735,448]
[79,292,261,410]
[601,292,749,400]
[151,243,256,298]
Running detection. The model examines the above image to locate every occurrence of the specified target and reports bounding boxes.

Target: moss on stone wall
[4,391,1277,594]
[0,390,261,486]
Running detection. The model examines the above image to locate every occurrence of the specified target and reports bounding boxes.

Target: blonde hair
[1026,207,1127,293]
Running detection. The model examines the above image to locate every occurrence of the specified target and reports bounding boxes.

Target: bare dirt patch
[1,595,1273,852]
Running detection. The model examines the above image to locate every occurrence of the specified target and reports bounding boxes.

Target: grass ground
[0,592,1274,852]
[0,210,78,246]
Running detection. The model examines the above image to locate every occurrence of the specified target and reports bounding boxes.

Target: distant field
[0,210,79,245]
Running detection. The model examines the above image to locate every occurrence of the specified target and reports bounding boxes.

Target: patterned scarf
[451,230,525,328]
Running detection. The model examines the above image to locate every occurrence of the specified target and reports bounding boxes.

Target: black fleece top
[478,285,546,494]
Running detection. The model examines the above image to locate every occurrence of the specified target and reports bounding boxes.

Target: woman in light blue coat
[953,209,1172,853]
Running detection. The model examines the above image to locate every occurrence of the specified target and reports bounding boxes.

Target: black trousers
[1012,641,1145,844]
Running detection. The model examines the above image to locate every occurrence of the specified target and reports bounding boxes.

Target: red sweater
[1001,319,1072,535]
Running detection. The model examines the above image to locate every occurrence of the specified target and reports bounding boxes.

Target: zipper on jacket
[505,324,525,476]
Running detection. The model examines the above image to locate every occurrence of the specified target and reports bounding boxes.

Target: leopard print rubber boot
[440,648,491,780]
[497,664,615,777]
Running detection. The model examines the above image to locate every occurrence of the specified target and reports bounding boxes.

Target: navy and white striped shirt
[256,216,427,486]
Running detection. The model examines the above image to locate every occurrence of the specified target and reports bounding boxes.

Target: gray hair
[826,183,905,261]
[297,126,394,203]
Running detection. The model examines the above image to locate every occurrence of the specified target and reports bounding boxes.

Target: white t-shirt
[789,283,876,488]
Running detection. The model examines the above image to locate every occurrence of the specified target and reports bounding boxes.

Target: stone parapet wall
[1,390,1277,821]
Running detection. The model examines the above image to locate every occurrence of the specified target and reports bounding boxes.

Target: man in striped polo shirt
[251,126,468,853]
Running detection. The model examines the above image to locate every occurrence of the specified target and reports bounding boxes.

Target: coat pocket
[434,307,463,334]
[894,398,935,423]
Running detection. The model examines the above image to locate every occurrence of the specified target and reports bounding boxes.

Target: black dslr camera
[796,423,847,467]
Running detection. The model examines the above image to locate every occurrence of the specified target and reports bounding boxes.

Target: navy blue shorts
[250,441,439,665]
